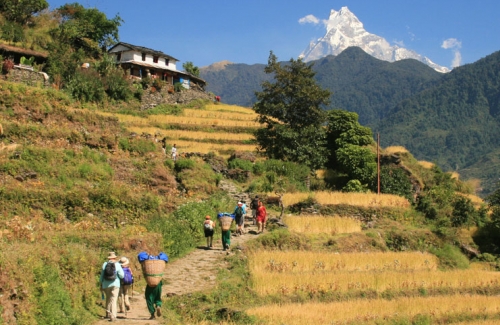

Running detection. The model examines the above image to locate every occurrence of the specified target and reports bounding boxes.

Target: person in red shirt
[256,200,267,233]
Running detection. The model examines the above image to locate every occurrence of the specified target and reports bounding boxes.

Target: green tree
[46,3,122,85]
[325,109,376,189]
[183,61,200,77]
[253,51,331,171]
[0,0,48,24]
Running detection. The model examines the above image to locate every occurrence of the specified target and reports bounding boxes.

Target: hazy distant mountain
[201,47,443,124]
[299,7,450,73]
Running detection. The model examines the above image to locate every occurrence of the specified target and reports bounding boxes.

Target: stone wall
[140,85,213,110]
[4,66,50,88]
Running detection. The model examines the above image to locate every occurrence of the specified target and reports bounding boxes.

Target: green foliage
[249,228,311,250]
[1,21,24,43]
[148,194,232,258]
[118,137,156,154]
[336,144,376,186]
[174,81,185,92]
[430,244,469,270]
[146,103,183,116]
[451,195,477,227]
[32,265,80,325]
[64,68,105,103]
[228,158,253,171]
[254,51,331,171]
[182,61,200,77]
[342,179,367,193]
[0,0,48,24]
[20,56,35,66]
[174,158,196,172]
[380,166,413,201]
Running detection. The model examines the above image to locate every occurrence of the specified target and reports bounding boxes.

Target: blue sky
[48,0,500,69]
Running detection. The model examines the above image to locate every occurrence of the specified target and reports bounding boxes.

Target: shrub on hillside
[430,244,469,270]
[118,137,156,154]
[228,158,253,171]
[65,68,105,103]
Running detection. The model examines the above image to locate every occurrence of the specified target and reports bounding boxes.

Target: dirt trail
[94,181,258,324]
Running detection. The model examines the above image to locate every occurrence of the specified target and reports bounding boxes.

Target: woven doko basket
[141,259,165,287]
[220,216,233,231]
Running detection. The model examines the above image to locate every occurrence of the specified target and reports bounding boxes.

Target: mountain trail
[93,181,258,324]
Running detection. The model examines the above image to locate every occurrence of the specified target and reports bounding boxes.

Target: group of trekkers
[99,195,267,321]
[99,251,168,322]
[204,196,267,251]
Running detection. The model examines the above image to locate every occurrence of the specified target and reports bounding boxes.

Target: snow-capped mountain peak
[299,7,450,73]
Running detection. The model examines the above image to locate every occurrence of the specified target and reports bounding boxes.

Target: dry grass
[281,191,410,208]
[205,103,255,113]
[170,139,256,154]
[453,321,500,325]
[384,146,409,154]
[418,160,435,169]
[283,215,361,234]
[98,111,261,127]
[126,126,254,141]
[450,171,460,179]
[249,251,438,274]
[184,108,257,121]
[250,268,499,296]
[247,295,500,325]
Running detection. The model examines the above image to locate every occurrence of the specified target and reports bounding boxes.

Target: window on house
[165,59,169,66]
[116,53,121,61]
[142,53,146,61]
[153,56,158,63]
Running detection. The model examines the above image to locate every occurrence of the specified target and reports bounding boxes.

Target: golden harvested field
[281,191,410,208]
[249,251,438,273]
[168,139,256,154]
[283,215,361,234]
[183,108,257,121]
[204,103,255,113]
[247,295,500,325]
[126,126,255,141]
[97,110,260,127]
[383,146,409,154]
[250,268,500,296]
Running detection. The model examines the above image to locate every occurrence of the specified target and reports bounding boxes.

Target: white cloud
[393,40,405,47]
[441,38,462,68]
[441,38,462,50]
[406,26,415,41]
[299,14,320,25]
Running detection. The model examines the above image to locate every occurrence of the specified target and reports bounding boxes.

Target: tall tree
[46,3,122,84]
[326,109,376,189]
[253,51,331,171]
[183,61,200,77]
[0,0,48,24]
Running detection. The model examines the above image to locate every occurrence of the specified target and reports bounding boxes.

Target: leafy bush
[65,68,105,103]
[118,137,156,154]
[174,158,195,172]
[380,165,413,201]
[103,69,132,101]
[342,179,367,193]
[228,158,253,171]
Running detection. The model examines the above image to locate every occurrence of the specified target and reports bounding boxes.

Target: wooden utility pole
[377,133,380,195]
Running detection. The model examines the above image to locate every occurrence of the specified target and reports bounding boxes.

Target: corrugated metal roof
[108,42,179,61]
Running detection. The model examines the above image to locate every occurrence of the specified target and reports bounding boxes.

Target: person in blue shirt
[100,252,124,322]
[233,202,246,235]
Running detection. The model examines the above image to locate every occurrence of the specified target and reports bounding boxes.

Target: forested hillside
[201,48,500,195]
[374,50,500,195]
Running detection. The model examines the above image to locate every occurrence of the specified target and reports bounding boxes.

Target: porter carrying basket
[141,259,165,287]
[220,216,233,231]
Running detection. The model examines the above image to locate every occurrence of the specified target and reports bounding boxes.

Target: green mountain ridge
[200,47,500,195]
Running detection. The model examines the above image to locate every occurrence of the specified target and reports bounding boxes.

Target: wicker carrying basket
[141,259,165,287]
[220,216,233,231]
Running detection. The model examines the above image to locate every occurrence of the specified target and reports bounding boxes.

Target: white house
[107,42,205,90]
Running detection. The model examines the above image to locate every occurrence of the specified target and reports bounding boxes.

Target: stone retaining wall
[4,66,50,88]
[140,85,213,110]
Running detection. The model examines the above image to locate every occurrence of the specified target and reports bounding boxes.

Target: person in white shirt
[171,144,177,161]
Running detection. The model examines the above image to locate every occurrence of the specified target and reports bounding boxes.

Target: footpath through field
[94,180,258,324]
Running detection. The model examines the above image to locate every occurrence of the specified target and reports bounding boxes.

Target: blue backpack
[122,267,134,285]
